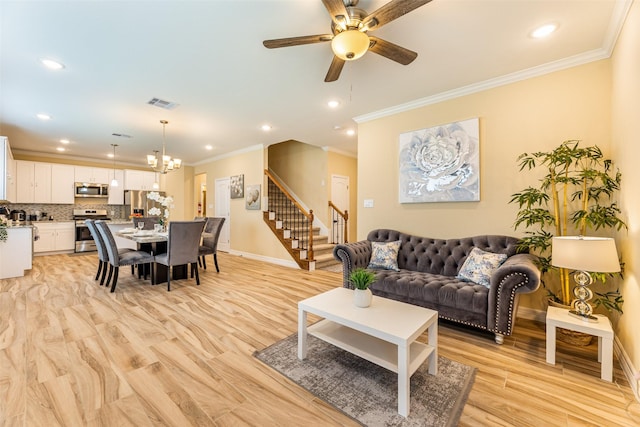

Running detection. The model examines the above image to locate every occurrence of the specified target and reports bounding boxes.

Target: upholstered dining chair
[95,220,156,292]
[154,220,206,291]
[198,217,225,272]
[85,219,135,286]
[133,216,161,230]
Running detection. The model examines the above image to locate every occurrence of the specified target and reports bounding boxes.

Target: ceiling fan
[263,0,432,82]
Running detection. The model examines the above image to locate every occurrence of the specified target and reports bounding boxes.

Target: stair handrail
[328,201,348,243]
[265,170,311,217]
[264,169,314,261]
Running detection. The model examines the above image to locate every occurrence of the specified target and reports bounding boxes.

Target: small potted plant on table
[349,268,377,308]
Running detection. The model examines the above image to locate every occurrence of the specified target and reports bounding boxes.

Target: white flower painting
[399,118,480,203]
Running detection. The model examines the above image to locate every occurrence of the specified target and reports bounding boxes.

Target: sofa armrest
[333,240,372,289]
[487,253,541,335]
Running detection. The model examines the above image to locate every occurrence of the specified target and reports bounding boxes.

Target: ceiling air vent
[147,97,179,110]
[112,133,132,138]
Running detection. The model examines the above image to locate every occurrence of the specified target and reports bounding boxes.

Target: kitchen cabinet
[0,226,33,278]
[124,169,159,191]
[51,164,75,204]
[108,169,125,205]
[16,161,51,203]
[75,166,110,184]
[33,222,75,253]
[16,161,75,204]
[0,137,16,202]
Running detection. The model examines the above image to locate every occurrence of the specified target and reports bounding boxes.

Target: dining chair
[85,219,135,286]
[154,220,206,291]
[198,217,225,272]
[95,220,156,292]
[133,216,161,230]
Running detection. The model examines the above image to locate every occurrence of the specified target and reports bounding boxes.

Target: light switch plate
[364,199,374,208]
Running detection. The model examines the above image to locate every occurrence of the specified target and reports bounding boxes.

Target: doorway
[330,174,349,243]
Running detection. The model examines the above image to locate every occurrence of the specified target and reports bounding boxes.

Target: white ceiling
[0,0,630,168]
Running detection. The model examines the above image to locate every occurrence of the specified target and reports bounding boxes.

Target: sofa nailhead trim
[495,272,528,335]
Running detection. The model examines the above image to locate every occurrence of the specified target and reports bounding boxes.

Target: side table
[546,305,614,382]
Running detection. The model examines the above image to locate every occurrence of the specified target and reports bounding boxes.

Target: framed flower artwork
[230,174,244,199]
[398,118,480,203]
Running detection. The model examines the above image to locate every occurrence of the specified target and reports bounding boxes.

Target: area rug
[254,333,476,427]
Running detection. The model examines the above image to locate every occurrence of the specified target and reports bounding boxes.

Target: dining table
[115,228,188,284]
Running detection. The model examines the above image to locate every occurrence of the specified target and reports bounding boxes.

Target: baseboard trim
[517,306,639,402]
[226,249,300,269]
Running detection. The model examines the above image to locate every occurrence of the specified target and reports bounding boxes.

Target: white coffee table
[298,287,438,417]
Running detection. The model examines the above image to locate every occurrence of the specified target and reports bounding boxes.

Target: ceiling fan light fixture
[331,29,369,61]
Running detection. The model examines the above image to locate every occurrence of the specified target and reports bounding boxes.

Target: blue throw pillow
[456,247,508,288]
[368,240,401,271]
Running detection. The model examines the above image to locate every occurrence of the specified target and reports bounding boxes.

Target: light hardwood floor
[1,252,639,426]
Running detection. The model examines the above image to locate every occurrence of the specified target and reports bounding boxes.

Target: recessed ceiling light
[107,153,114,158]
[328,100,340,108]
[261,124,272,131]
[531,23,557,39]
[37,113,51,120]
[59,139,70,144]
[40,58,65,70]
[56,147,65,152]
[205,145,213,150]
[346,129,356,136]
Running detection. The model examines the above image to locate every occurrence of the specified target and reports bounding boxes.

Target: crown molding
[355,0,632,124]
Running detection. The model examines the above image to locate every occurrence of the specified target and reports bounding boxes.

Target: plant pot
[547,298,594,346]
[353,288,372,308]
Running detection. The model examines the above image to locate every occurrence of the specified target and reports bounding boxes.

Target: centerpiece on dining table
[147,191,174,232]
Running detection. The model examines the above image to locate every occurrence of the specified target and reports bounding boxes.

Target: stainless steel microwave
[75,182,109,198]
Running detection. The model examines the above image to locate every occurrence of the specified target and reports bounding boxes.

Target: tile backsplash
[3,203,125,221]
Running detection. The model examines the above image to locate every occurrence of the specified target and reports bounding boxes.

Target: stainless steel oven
[73,209,110,252]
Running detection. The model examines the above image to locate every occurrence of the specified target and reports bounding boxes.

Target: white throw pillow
[456,247,508,288]
[368,240,402,271]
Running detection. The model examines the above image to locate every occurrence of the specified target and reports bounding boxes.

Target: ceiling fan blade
[321,0,350,28]
[263,34,332,49]
[362,0,432,30]
[368,36,417,65]
[325,56,345,82]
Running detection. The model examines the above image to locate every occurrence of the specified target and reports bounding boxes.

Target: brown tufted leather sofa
[333,229,541,344]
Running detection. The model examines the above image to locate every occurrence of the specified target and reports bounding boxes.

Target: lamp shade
[331,29,369,61]
[551,236,620,272]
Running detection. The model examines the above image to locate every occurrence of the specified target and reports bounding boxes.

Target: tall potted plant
[509,140,626,315]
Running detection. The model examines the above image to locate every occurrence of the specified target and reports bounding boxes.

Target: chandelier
[147,119,182,174]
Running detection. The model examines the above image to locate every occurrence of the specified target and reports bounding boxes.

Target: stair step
[314,243,335,256]
[314,252,341,268]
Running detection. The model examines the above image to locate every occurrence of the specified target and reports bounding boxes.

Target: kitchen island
[0,225,33,279]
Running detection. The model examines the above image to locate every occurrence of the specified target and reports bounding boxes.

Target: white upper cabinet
[124,169,159,191]
[51,164,75,204]
[16,161,75,204]
[74,166,110,184]
[0,137,16,202]
[16,161,50,203]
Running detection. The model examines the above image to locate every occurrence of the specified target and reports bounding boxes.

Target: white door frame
[215,177,231,252]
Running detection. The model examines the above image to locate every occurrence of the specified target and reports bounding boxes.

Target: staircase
[263,170,342,271]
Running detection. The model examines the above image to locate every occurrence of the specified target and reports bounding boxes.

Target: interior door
[331,174,350,243]
[215,177,230,252]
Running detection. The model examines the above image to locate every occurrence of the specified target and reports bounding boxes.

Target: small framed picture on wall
[230,174,244,199]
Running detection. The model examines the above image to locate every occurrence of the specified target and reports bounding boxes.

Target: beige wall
[194,146,292,262]
[163,166,194,221]
[327,150,358,242]
[268,140,329,225]
[357,59,612,314]
[611,0,640,382]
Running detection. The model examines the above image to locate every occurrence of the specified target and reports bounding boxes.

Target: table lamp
[551,236,620,322]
